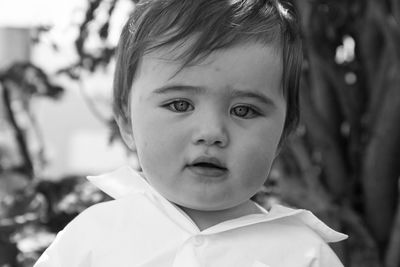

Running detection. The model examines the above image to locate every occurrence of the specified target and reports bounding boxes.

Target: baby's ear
[115,115,136,152]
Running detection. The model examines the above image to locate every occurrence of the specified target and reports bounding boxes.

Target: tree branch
[362,71,400,247]
[1,81,34,177]
[300,59,350,199]
[385,197,400,267]
[340,205,381,267]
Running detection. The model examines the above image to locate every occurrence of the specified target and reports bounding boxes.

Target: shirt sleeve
[33,205,103,267]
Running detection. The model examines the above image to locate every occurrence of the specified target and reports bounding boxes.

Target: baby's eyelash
[231,105,262,119]
[162,99,194,112]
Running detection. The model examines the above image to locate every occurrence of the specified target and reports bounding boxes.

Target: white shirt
[34,166,347,267]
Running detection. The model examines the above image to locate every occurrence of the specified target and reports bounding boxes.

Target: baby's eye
[164,100,194,112]
[231,105,260,118]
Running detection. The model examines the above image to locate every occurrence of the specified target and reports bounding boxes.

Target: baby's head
[114,0,302,212]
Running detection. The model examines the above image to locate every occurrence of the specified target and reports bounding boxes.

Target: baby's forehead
[134,42,284,100]
[141,39,281,73]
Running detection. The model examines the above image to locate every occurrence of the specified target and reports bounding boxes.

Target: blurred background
[0,0,399,266]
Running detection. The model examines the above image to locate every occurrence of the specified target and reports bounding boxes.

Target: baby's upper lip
[189,156,227,169]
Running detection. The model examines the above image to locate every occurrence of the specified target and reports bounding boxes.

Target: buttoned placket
[172,234,209,267]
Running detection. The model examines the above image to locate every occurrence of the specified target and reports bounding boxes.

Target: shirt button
[193,235,205,246]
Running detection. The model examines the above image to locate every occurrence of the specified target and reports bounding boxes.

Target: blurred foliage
[0,172,110,267]
[0,62,111,266]
[0,63,64,178]
[281,1,400,266]
[1,0,400,266]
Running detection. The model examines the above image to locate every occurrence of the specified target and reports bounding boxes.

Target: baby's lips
[189,156,227,170]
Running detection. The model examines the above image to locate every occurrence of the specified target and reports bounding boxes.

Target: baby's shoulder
[258,204,347,244]
[246,206,347,266]
[33,195,148,267]
[63,194,144,236]
[267,215,329,246]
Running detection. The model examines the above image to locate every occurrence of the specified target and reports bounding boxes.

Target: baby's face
[125,42,286,211]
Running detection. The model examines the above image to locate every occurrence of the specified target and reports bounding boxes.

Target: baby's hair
[113,0,302,142]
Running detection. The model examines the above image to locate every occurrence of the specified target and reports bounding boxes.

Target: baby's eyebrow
[229,90,275,107]
[152,85,203,95]
[152,84,275,106]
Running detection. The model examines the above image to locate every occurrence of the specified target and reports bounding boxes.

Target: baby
[35,0,347,266]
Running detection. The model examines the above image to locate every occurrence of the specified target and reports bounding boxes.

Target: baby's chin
[172,198,255,213]
[174,203,229,212]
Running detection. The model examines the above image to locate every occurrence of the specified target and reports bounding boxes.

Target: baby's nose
[192,115,229,148]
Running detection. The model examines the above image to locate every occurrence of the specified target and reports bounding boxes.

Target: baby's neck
[177,200,263,231]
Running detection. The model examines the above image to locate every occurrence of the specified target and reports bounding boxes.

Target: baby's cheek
[246,160,271,188]
[239,145,273,189]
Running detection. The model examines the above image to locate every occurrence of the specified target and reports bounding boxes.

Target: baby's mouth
[187,157,228,177]
[191,162,226,169]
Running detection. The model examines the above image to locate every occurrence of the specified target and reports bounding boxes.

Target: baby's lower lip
[186,165,228,177]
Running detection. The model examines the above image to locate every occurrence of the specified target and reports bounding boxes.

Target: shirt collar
[87,165,347,242]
